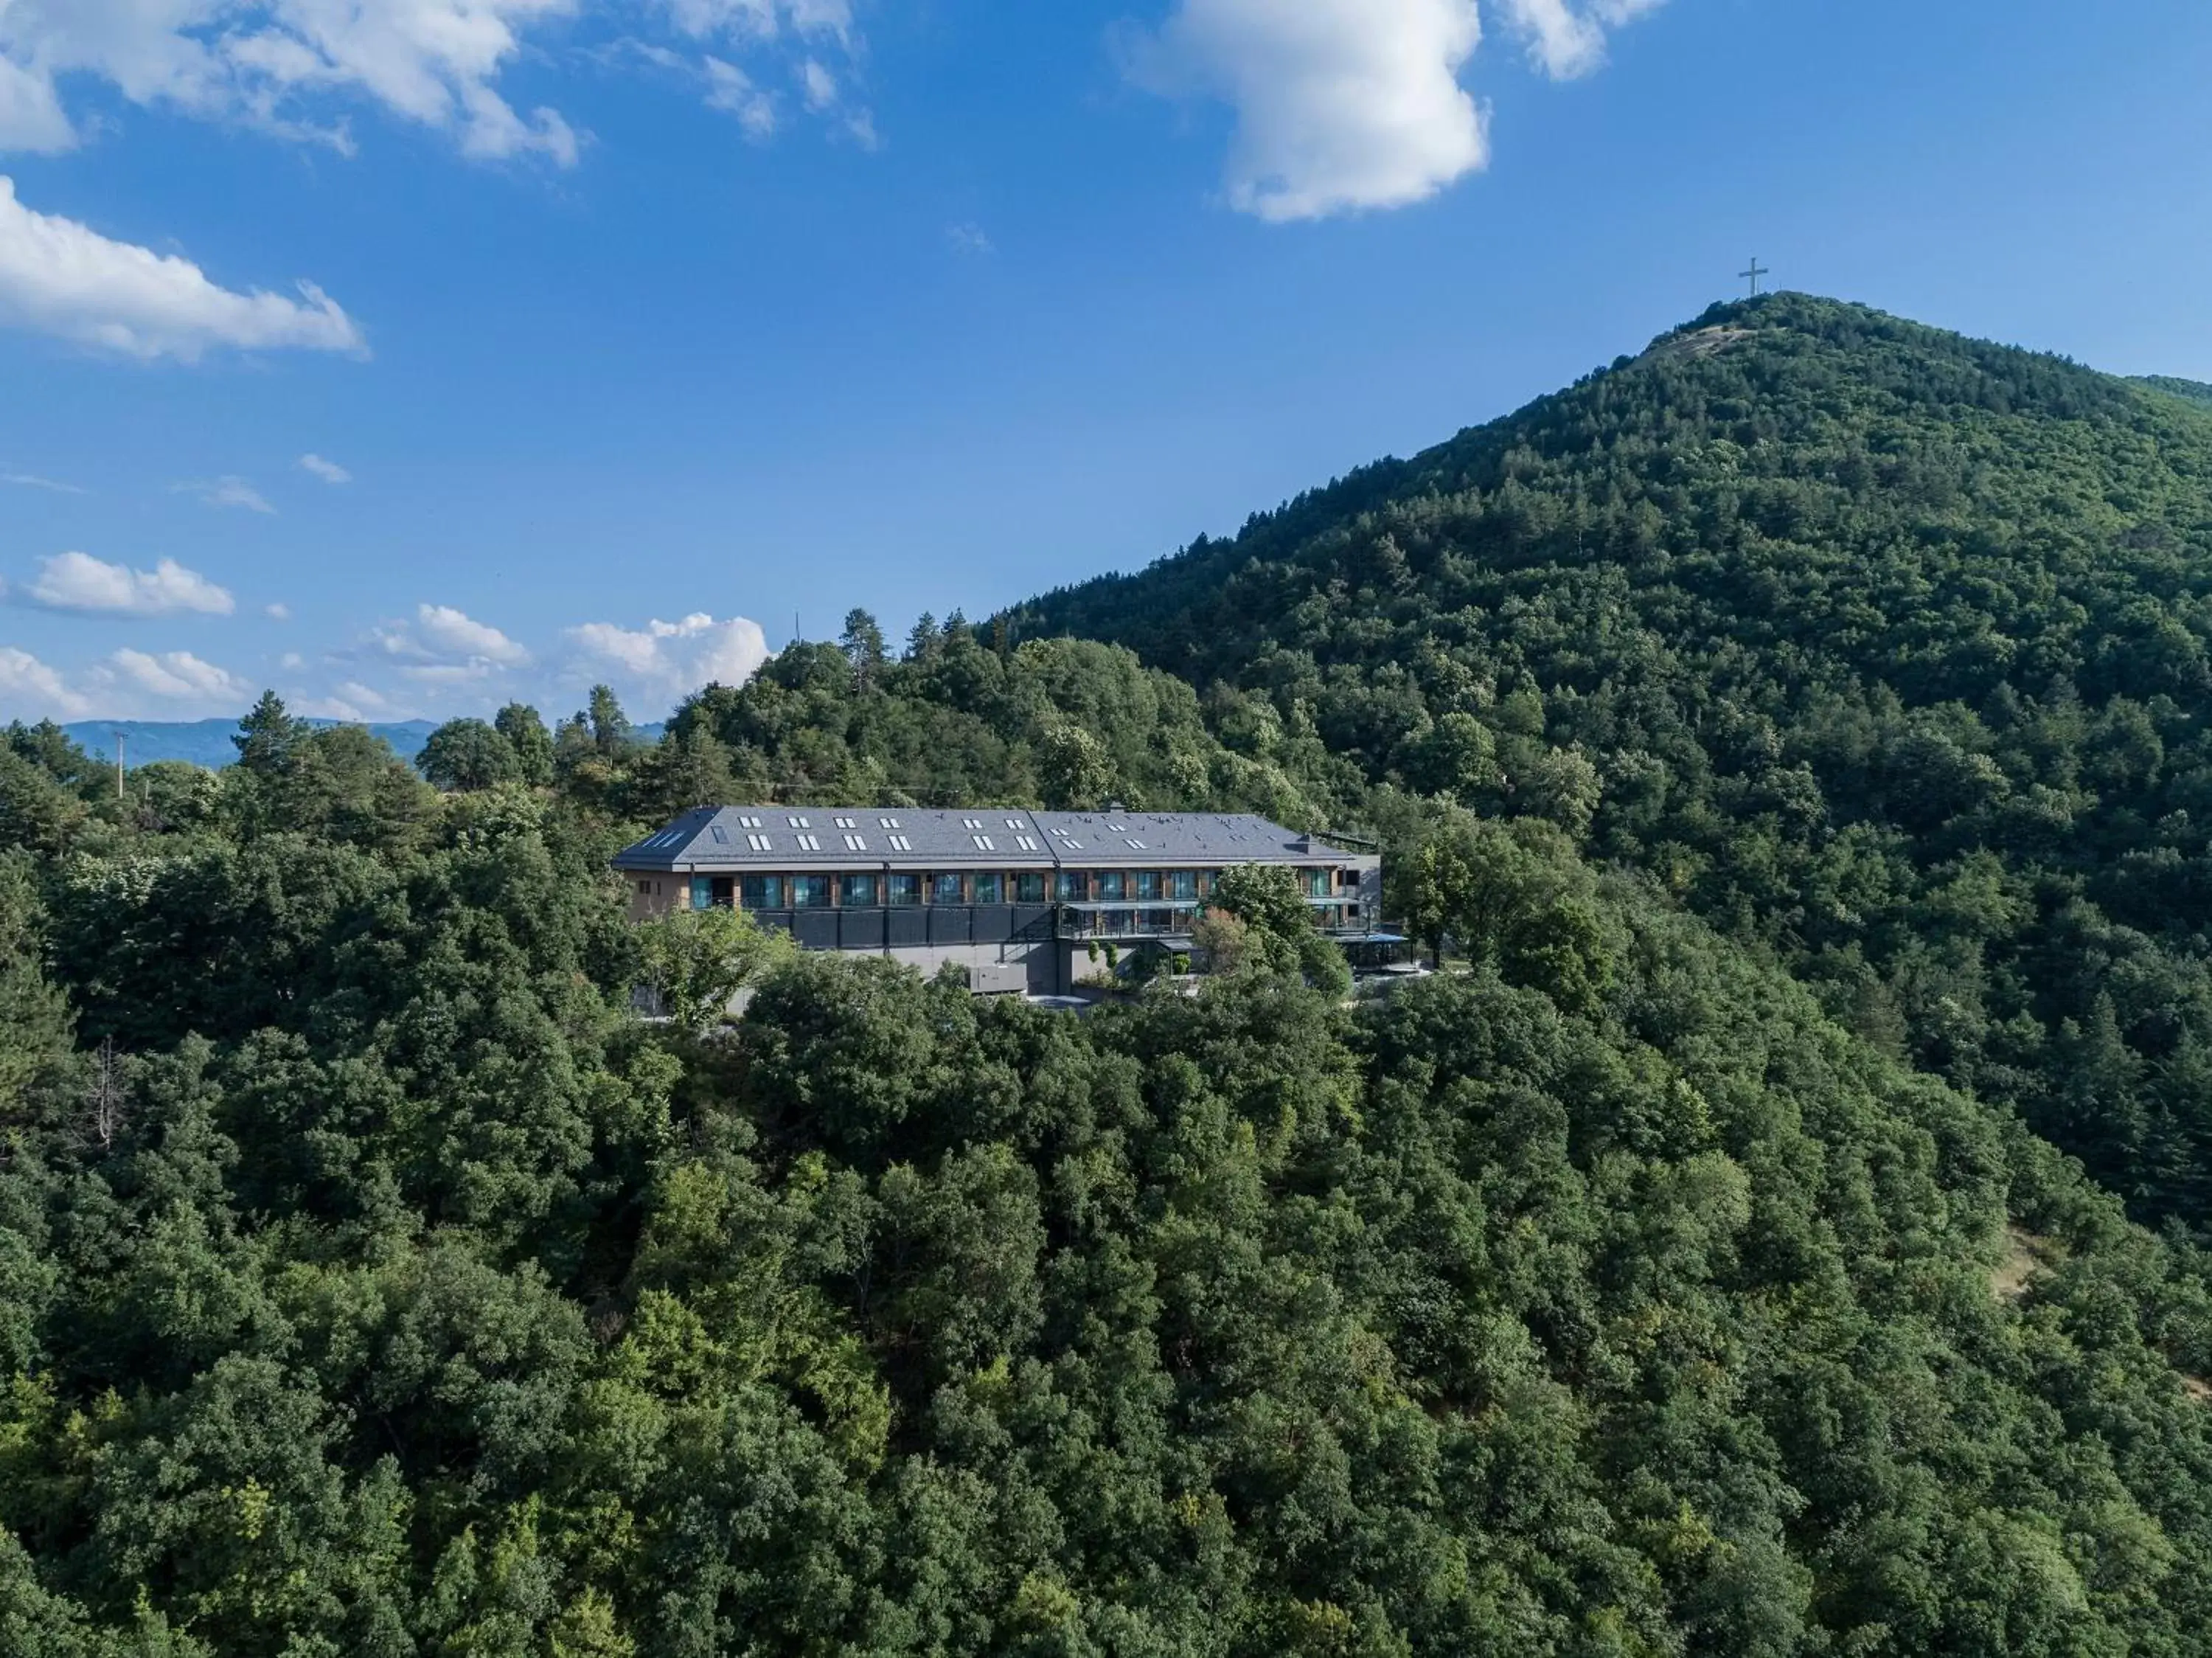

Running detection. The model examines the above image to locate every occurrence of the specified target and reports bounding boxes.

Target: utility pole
[1740,257,1770,298]
[112,729,125,800]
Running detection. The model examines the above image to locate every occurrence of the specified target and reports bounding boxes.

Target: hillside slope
[9,727,2212,1651]
[1013,294,2212,1228]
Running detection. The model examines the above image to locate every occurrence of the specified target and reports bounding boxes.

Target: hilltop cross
[1741,257,1770,298]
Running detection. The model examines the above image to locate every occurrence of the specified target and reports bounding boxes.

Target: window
[790,875,830,908]
[1005,816,1023,830]
[1098,871,1126,901]
[963,817,984,830]
[833,816,856,829]
[1056,871,1086,901]
[887,834,914,853]
[973,835,995,851]
[1169,870,1198,901]
[710,825,730,844]
[1015,873,1046,903]
[709,875,735,906]
[931,873,964,904]
[973,873,1004,904]
[738,815,763,829]
[841,874,878,907]
[843,833,867,852]
[1136,871,1162,901]
[788,815,810,828]
[746,833,771,851]
[740,875,784,909]
[880,816,902,829]
[1015,835,1040,852]
[636,880,651,895]
[888,873,922,906]
[1105,822,1127,833]
[794,833,821,852]
[1062,839,1085,850]
[1304,868,1329,898]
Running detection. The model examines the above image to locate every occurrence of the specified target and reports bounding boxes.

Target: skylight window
[788,815,810,829]
[1005,817,1023,829]
[887,834,913,852]
[834,816,857,830]
[973,835,995,851]
[1015,836,1040,852]
[710,826,730,844]
[963,817,984,830]
[1126,839,1147,849]
[746,834,771,852]
[1063,839,1084,850]
[1106,822,1127,833]
[738,815,763,829]
[880,816,901,829]
[844,834,867,851]
[795,833,821,851]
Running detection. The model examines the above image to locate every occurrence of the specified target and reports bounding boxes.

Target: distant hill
[2135,373,2212,408]
[1011,291,2212,1231]
[60,716,666,771]
[64,718,439,770]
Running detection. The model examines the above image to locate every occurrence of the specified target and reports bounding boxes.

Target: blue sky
[1,0,2208,726]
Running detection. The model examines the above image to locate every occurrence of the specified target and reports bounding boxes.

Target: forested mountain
[2135,375,2212,410]
[14,294,2212,1651]
[1014,294,2212,1232]
[11,710,2212,1653]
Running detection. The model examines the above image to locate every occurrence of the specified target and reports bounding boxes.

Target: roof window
[795,833,821,851]
[844,834,867,851]
[746,833,771,852]
[973,835,995,851]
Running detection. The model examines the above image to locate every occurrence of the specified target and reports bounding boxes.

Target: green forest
[1021,294,2212,1235]
[10,294,2212,1653]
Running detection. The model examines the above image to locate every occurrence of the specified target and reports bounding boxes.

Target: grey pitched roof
[1026,811,1331,863]
[613,807,1058,871]
[612,806,1373,873]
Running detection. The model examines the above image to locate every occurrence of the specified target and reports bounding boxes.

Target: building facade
[613,807,1386,995]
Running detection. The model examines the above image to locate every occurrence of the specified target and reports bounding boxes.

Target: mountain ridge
[1006,290,2212,1233]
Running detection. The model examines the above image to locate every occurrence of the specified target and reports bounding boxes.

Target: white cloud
[279,650,304,667]
[366,601,529,684]
[296,678,397,721]
[0,0,881,162]
[108,647,246,706]
[176,475,276,513]
[703,56,777,137]
[1498,0,1665,78]
[1130,0,1489,222]
[298,452,350,485]
[414,602,529,666]
[1130,0,1666,221]
[946,221,994,256]
[0,0,582,164]
[2,468,83,493]
[0,176,365,361]
[566,611,768,712]
[799,57,837,111]
[266,602,293,620]
[25,550,236,617]
[0,645,88,717]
